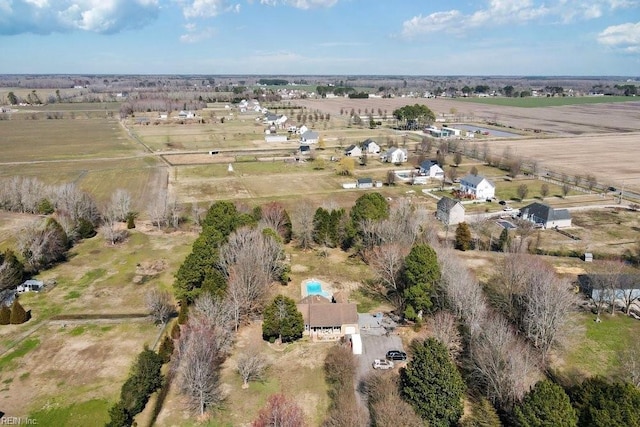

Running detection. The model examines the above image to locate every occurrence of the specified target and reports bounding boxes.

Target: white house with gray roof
[459,174,495,199]
[519,202,572,228]
[381,147,408,164]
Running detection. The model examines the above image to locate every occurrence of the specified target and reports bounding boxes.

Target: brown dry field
[295,97,640,135]
[486,133,640,190]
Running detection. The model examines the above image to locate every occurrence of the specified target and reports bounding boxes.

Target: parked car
[503,206,513,212]
[386,350,407,361]
[373,359,394,370]
[498,200,507,205]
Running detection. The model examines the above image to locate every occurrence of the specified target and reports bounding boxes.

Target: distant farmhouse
[344,145,362,157]
[381,147,408,164]
[459,174,495,199]
[418,160,445,179]
[361,139,381,154]
[520,202,572,228]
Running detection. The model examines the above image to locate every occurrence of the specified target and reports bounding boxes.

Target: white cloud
[401,0,635,39]
[0,0,160,35]
[178,0,241,18]
[180,23,217,42]
[259,0,338,9]
[598,21,640,52]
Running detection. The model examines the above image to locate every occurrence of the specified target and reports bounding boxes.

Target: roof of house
[299,295,332,304]
[460,173,493,187]
[578,274,640,291]
[302,130,318,139]
[437,196,463,211]
[385,147,407,155]
[357,177,373,185]
[345,144,358,152]
[420,160,440,170]
[296,302,358,328]
[299,145,311,152]
[362,138,378,147]
[521,202,571,222]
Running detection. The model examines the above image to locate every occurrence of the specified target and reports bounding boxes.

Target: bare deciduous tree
[145,288,174,325]
[471,315,539,409]
[109,189,131,222]
[54,183,100,225]
[218,227,285,326]
[521,265,579,364]
[365,243,407,311]
[618,342,640,388]
[237,350,268,388]
[192,293,235,354]
[100,207,128,245]
[293,202,315,250]
[259,202,291,242]
[252,393,307,427]
[17,219,68,272]
[361,372,423,427]
[428,310,462,361]
[174,316,223,416]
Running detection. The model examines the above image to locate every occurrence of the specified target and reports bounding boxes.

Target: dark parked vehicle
[498,200,507,205]
[386,350,407,361]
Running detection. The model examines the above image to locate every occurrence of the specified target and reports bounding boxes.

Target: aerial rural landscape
[1,0,640,426]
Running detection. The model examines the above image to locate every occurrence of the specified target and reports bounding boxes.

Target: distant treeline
[258,79,289,86]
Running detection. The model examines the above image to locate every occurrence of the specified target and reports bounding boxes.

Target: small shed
[584,253,593,262]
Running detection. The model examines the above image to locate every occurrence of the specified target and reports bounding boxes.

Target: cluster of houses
[436,173,572,230]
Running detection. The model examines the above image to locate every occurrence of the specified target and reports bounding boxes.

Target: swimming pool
[305,280,332,299]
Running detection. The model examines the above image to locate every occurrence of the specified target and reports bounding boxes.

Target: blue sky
[0,0,638,75]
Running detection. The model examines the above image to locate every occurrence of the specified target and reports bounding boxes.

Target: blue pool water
[307,281,322,294]
[306,281,332,298]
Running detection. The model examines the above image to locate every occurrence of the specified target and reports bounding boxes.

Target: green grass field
[560,312,640,383]
[458,95,638,108]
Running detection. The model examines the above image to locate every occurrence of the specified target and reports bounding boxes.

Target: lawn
[458,95,638,108]
[559,312,640,384]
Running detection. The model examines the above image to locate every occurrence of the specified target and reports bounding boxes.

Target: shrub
[9,299,28,324]
[158,335,174,364]
[0,305,10,325]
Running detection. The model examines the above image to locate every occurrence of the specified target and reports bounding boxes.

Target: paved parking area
[356,314,405,380]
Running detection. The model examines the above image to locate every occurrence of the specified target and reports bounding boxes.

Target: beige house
[296,295,359,342]
[436,197,465,225]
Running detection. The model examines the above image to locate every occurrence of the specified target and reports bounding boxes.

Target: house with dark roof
[296,297,359,341]
[345,144,362,157]
[459,174,495,199]
[520,202,571,228]
[436,197,465,225]
[419,160,444,179]
[578,274,640,308]
[361,139,380,154]
[357,177,373,189]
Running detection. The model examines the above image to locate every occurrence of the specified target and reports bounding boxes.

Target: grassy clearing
[559,312,640,382]
[30,398,111,426]
[0,338,40,372]
[458,96,638,108]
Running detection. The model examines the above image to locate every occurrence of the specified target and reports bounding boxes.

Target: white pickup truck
[372,359,394,370]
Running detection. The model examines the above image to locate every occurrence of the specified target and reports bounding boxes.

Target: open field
[458,95,637,108]
[295,97,640,135]
[486,133,640,191]
[0,219,196,421]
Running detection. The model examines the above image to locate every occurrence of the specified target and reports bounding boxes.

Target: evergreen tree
[569,377,640,426]
[401,338,465,427]
[512,380,577,427]
[455,222,472,251]
[105,401,132,427]
[0,305,10,325]
[262,295,304,343]
[9,299,28,324]
[461,396,502,427]
[158,335,174,364]
[498,228,511,252]
[350,192,389,225]
[0,249,25,292]
[119,348,163,416]
[402,244,440,318]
